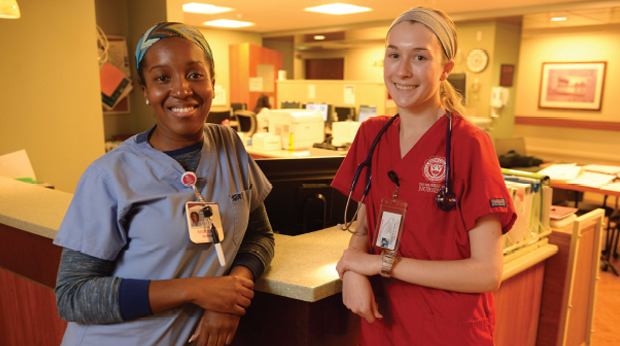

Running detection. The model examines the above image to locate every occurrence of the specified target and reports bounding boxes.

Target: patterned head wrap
[387,8,456,60]
[135,22,214,83]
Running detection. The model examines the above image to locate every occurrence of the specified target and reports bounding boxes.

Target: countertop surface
[1,176,557,303]
[0,176,350,302]
[0,176,72,239]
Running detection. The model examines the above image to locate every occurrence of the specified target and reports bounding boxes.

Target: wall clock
[466,49,489,73]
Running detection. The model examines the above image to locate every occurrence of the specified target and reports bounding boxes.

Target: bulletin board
[101,36,132,114]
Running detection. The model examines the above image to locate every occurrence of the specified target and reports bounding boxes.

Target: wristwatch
[380,250,399,278]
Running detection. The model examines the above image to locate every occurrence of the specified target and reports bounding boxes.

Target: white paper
[582,164,620,175]
[249,77,263,92]
[537,164,582,182]
[344,85,355,104]
[308,84,316,99]
[567,171,615,188]
[0,149,36,180]
[213,85,226,106]
[600,182,620,193]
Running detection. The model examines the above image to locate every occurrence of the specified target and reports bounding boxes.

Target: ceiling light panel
[183,3,232,14]
[203,19,254,28]
[305,3,371,15]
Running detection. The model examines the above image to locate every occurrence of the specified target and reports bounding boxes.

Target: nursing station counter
[0,176,558,346]
[245,109,362,159]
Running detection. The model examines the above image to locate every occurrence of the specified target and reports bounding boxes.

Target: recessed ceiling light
[551,16,567,21]
[314,35,326,40]
[183,3,232,14]
[203,19,254,28]
[305,3,371,15]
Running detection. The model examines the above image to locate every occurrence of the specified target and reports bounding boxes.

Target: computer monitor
[280,101,301,109]
[255,157,356,235]
[358,105,377,123]
[305,103,331,122]
[334,106,356,122]
[447,72,468,106]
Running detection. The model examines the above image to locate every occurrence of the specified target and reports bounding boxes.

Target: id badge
[373,198,407,252]
[186,202,225,244]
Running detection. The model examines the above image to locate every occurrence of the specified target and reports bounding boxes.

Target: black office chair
[206,110,232,125]
[231,103,247,112]
[334,106,356,122]
[602,206,620,275]
[234,110,257,137]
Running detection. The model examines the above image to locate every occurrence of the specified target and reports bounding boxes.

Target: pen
[202,206,225,266]
[211,224,226,266]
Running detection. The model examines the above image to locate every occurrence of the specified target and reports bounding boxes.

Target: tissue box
[252,133,281,151]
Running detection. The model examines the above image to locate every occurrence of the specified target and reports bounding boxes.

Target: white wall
[514,24,620,163]
[0,0,105,193]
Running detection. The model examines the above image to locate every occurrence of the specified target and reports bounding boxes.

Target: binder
[502,168,552,252]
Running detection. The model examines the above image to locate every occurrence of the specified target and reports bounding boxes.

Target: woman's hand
[342,271,382,323]
[336,248,381,278]
[149,275,254,317]
[189,310,240,346]
[189,276,254,316]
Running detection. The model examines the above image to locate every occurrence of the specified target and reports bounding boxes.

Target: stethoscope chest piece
[436,189,457,211]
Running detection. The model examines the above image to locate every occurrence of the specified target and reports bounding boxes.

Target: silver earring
[146,99,150,105]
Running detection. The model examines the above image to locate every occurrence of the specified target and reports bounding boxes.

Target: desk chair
[602,208,620,275]
[234,110,257,137]
[231,103,247,112]
[206,110,232,125]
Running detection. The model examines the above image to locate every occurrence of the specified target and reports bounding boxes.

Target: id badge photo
[185,202,224,244]
[373,198,407,252]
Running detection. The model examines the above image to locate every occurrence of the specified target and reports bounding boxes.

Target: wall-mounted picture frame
[539,61,606,111]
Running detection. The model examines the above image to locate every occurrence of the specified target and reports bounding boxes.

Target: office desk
[550,182,620,201]
[246,145,347,159]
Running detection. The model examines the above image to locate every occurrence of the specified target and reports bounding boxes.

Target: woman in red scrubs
[333,7,517,345]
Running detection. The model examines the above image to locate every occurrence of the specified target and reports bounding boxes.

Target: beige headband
[387,8,455,60]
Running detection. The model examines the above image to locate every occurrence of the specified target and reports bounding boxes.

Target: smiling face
[384,21,453,117]
[140,37,215,151]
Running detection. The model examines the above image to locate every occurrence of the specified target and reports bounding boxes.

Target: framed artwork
[539,61,606,111]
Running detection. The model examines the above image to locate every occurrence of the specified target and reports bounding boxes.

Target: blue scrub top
[54,124,271,345]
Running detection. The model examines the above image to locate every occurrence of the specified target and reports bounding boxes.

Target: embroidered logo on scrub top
[419,156,446,194]
[490,198,507,207]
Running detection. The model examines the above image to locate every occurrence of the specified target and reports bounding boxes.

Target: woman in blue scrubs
[54,22,274,346]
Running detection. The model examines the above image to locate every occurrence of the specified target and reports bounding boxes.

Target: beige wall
[0,0,105,193]
[197,28,262,112]
[454,21,497,119]
[514,24,620,163]
[294,45,385,82]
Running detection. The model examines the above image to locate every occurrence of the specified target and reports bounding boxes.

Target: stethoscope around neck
[340,112,457,234]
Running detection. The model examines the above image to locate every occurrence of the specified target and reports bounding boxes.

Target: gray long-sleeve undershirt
[55,203,274,323]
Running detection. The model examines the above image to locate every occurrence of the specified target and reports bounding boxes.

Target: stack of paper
[583,164,620,175]
[566,171,615,188]
[549,205,578,220]
[0,149,36,182]
[600,183,620,193]
[537,164,583,183]
[549,205,578,228]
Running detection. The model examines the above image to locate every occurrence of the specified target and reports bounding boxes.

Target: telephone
[491,87,509,108]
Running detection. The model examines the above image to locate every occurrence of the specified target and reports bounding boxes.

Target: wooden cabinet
[229,43,282,112]
[537,209,604,346]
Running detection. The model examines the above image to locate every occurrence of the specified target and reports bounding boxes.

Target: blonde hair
[430,8,467,117]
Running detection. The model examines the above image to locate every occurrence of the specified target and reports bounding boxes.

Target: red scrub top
[332,114,516,346]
